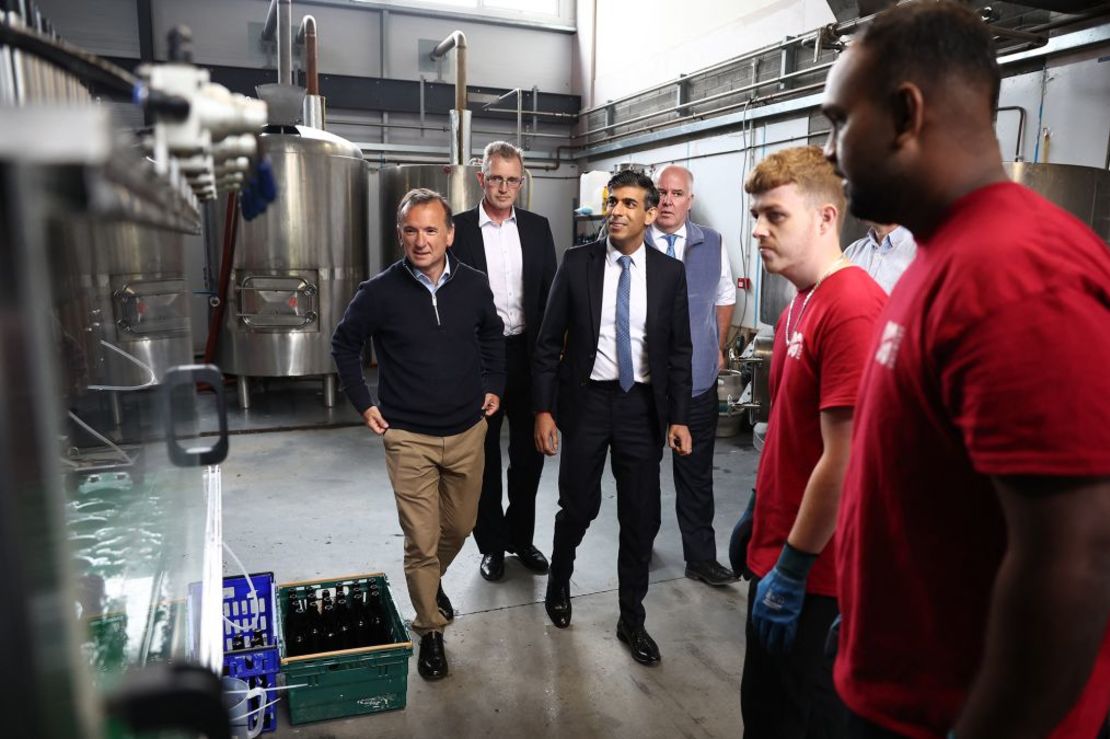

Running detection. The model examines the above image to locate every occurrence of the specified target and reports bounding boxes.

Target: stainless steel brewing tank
[218,126,369,377]
[1004,162,1110,242]
[51,218,192,393]
[379,164,484,265]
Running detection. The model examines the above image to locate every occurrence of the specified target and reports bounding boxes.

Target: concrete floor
[218,379,759,738]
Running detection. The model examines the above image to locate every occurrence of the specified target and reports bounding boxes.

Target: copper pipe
[204,192,239,365]
[297,15,318,95]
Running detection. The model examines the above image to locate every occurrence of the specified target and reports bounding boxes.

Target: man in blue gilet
[648,165,737,587]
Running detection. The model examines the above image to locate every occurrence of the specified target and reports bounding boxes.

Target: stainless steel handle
[237,311,317,328]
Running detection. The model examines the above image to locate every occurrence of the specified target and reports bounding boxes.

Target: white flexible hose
[87,339,158,391]
[221,540,261,634]
[67,411,133,465]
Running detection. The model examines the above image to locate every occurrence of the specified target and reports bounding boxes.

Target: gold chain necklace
[784,255,848,339]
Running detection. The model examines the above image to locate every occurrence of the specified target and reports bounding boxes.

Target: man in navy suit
[533,169,693,666]
[451,141,558,583]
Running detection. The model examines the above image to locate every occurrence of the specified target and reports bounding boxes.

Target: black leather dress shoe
[480,552,505,582]
[509,544,550,573]
[616,618,661,665]
[544,581,572,628]
[417,632,448,680]
[436,584,454,622]
[685,559,739,587]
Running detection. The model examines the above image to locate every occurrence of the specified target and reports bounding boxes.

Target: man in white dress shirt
[451,141,558,583]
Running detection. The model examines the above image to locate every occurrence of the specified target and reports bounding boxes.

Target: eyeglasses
[485,175,523,189]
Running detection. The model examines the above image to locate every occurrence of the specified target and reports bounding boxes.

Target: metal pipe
[430,30,469,164]
[580,81,826,151]
[516,88,523,148]
[578,61,834,140]
[531,84,539,145]
[237,376,251,410]
[484,107,577,119]
[482,87,522,108]
[997,105,1026,161]
[430,30,468,113]
[261,0,292,85]
[577,67,830,144]
[989,24,1048,45]
[297,15,318,95]
[326,115,570,139]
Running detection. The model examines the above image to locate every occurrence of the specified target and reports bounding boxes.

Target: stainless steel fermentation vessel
[1004,162,1110,242]
[217,126,369,407]
[379,164,484,264]
[53,220,193,394]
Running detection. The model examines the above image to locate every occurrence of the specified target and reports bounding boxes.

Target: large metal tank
[1004,162,1110,242]
[51,219,192,394]
[379,164,484,265]
[217,126,369,406]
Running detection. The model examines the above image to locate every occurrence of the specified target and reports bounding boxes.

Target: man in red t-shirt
[739,145,886,736]
[822,3,1110,738]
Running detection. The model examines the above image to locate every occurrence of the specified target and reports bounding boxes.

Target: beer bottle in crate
[335,584,354,649]
[351,583,370,647]
[321,590,339,652]
[285,591,308,657]
[366,585,389,645]
[305,590,325,654]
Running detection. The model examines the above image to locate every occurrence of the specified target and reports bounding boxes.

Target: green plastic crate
[277,573,413,725]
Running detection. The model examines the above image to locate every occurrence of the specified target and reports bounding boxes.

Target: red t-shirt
[836,182,1110,738]
[749,265,886,596]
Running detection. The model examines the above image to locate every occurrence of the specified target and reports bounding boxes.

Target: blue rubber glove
[729,491,756,579]
[752,543,817,654]
[256,157,277,203]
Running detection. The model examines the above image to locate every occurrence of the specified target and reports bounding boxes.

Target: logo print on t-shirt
[875,321,905,368]
[786,331,804,359]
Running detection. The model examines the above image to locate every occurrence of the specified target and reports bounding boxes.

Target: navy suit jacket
[532,238,693,436]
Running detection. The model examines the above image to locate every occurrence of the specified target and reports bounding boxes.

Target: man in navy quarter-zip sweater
[332,188,505,682]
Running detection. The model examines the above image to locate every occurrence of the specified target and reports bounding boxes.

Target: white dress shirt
[479,201,526,336]
[841,225,917,294]
[591,240,650,384]
[648,223,736,305]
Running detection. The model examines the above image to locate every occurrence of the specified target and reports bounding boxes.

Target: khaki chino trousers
[383,418,486,636]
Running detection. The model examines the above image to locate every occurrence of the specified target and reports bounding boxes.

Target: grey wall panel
[35,0,141,58]
[151,0,381,77]
[386,13,573,92]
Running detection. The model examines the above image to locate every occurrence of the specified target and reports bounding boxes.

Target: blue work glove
[255,157,277,204]
[752,543,817,654]
[729,491,756,579]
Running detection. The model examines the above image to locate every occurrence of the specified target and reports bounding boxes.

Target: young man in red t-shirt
[739,145,886,736]
[823,3,1110,738]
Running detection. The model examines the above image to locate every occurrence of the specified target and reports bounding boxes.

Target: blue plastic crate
[222,572,277,650]
[223,572,279,733]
